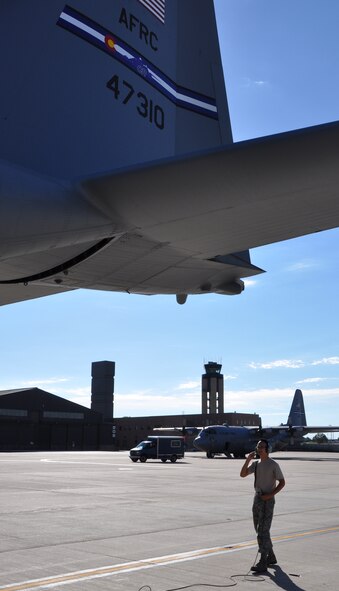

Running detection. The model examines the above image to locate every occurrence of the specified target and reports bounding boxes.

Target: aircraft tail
[0,0,232,180]
[287,389,307,426]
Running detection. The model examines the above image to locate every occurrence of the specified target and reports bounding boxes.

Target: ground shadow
[264,565,307,591]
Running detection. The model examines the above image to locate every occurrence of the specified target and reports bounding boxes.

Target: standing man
[240,439,285,572]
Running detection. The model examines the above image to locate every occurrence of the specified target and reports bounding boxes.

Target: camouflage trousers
[252,494,275,557]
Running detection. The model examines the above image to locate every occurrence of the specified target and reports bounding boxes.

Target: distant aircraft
[193,389,339,458]
[2,1,339,306]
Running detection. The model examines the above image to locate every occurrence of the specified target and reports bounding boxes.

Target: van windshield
[135,441,153,449]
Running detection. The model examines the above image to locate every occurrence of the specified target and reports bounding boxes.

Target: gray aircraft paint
[2,2,339,306]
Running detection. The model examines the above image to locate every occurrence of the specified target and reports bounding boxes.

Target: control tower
[202,361,224,414]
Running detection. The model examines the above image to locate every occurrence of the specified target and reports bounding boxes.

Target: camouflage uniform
[252,494,275,556]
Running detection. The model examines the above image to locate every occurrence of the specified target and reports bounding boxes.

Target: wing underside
[2,122,339,306]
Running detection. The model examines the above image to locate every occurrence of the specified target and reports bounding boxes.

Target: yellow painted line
[272,525,339,542]
[1,525,338,591]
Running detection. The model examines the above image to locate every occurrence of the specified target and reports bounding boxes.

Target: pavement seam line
[0,525,338,590]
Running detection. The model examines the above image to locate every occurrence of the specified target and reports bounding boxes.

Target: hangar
[0,388,112,451]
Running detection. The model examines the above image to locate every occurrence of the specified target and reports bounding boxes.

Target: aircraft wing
[83,120,339,262]
[298,426,339,434]
[2,121,339,306]
[255,424,339,438]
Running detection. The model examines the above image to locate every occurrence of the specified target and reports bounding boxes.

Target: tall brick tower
[91,361,115,421]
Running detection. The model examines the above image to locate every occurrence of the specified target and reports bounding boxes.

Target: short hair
[260,439,269,452]
[256,439,269,452]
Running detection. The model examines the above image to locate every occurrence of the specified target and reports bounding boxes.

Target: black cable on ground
[138,571,266,591]
[137,549,265,590]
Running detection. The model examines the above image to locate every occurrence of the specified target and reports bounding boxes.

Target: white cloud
[5,371,339,424]
[249,359,305,369]
[176,381,200,390]
[113,386,339,418]
[242,77,269,89]
[20,377,70,387]
[249,356,339,371]
[286,260,317,272]
[312,357,339,366]
[296,377,327,384]
[114,389,201,417]
[223,387,293,407]
[223,387,339,426]
[114,383,298,419]
[50,386,91,408]
[60,384,339,426]
[243,279,258,288]
[298,387,339,398]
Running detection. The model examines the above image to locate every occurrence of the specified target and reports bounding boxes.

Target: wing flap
[0,231,262,305]
[300,426,339,433]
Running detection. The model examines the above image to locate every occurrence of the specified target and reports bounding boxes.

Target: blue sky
[1,1,339,429]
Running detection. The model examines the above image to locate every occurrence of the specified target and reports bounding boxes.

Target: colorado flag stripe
[138,0,165,24]
[57,6,218,119]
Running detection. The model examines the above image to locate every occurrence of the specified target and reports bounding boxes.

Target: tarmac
[0,450,338,591]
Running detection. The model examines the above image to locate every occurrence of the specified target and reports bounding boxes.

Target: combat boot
[250,556,268,573]
[267,550,277,565]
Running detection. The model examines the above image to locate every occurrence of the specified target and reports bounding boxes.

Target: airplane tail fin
[287,389,307,426]
[0,0,232,180]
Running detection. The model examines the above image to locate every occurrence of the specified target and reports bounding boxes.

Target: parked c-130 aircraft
[193,389,339,458]
[2,1,339,306]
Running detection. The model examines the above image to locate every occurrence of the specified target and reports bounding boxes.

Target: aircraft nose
[193,435,206,451]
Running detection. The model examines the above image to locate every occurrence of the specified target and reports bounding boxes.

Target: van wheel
[161,458,167,462]
[170,455,177,463]
[140,455,147,463]
[206,451,215,458]
[131,459,138,463]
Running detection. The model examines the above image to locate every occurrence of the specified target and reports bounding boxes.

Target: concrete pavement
[0,450,338,590]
